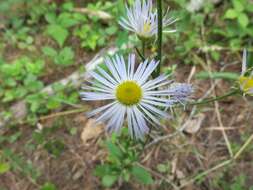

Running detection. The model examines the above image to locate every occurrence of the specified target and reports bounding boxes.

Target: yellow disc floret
[138,22,152,40]
[116,81,142,106]
[239,76,253,94]
[143,23,151,34]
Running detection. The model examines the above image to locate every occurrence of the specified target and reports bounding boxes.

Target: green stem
[154,0,163,77]
[135,47,145,62]
[190,89,240,106]
[142,40,146,57]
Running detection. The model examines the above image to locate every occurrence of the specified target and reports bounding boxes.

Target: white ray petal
[87,102,117,117]
[95,103,121,123]
[105,57,122,83]
[242,48,247,75]
[80,92,115,101]
[107,106,126,134]
[90,71,116,89]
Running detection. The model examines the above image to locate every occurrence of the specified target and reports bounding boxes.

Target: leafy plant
[0,57,45,103]
[4,26,35,51]
[74,23,118,50]
[30,120,66,157]
[213,174,253,190]
[44,2,84,47]
[94,128,153,187]
[1,149,41,182]
[42,46,75,66]
[224,0,253,28]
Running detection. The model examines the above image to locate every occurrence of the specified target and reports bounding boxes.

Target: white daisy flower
[80,54,192,139]
[239,49,253,95]
[119,0,177,40]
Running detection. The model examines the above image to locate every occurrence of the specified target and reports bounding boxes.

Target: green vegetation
[0,0,253,189]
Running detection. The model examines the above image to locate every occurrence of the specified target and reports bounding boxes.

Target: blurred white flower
[239,49,253,95]
[80,54,192,139]
[119,0,177,40]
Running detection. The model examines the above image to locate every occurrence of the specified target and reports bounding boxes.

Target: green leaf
[116,31,128,48]
[54,47,74,66]
[25,60,45,75]
[232,0,244,12]
[156,164,167,173]
[62,2,74,11]
[94,164,111,177]
[46,98,61,110]
[224,9,238,19]
[105,26,118,35]
[0,61,23,77]
[58,13,79,28]
[9,132,22,143]
[44,140,65,157]
[45,13,57,24]
[4,78,17,87]
[122,170,130,182]
[69,127,77,135]
[238,13,249,27]
[24,75,44,92]
[40,182,57,190]
[0,162,10,174]
[42,46,57,57]
[131,165,153,184]
[106,141,123,159]
[46,25,69,47]
[246,3,253,12]
[195,71,239,80]
[102,175,118,187]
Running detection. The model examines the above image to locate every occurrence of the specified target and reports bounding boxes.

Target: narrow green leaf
[195,71,239,80]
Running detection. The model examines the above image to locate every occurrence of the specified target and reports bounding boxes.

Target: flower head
[239,49,253,95]
[119,0,176,40]
[167,83,193,105]
[81,54,192,139]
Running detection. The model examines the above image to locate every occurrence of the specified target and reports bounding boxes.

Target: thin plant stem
[189,89,240,106]
[153,0,162,77]
[180,133,253,189]
[135,47,145,62]
[142,40,146,57]
[234,133,253,159]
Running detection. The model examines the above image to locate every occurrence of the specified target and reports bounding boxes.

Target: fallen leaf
[183,113,205,134]
[81,119,104,144]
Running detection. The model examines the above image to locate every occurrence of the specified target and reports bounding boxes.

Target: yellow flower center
[116,81,142,106]
[239,76,253,94]
[143,22,151,34]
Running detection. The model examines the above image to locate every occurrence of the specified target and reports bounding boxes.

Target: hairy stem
[153,0,162,77]
[190,89,240,106]
[142,40,146,57]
